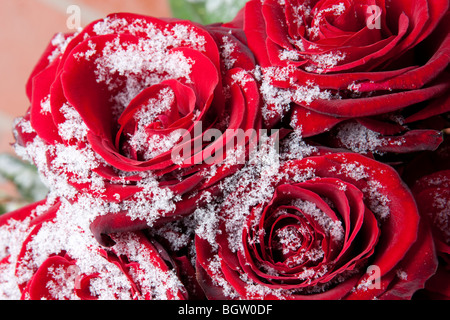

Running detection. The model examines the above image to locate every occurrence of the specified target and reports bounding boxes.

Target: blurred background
[0,0,247,212]
[0,0,172,155]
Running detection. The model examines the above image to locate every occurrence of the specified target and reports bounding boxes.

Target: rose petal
[29,63,62,144]
[243,0,272,67]
[23,255,77,300]
[301,78,450,117]
[290,104,346,136]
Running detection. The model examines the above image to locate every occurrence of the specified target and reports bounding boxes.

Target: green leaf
[0,153,48,204]
[0,190,28,215]
[169,0,248,25]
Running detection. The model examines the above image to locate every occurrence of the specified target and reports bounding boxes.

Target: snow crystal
[257,67,293,123]
[430,193,450,243]
[150,221,193,252]
[363,180,391,220]
[218,142,282,253]
[285,164,316,184]
[81,18,207,118]
[231,70,253,89]
[280,130,317,161]
[292,81,334,105]
[0,259,21,299]
[40,95,51,115]
[336,122,386,154]
[356,277,376,292]
[124,87,186,161]
[95,38,193,83]
[307,3,346,40]
[0,213,38,299]
[338,162,370,181]
[396,269,408,280]
[257,64,338,124]
[243,274,289,300]
[111,232,186,299]
[193,202,221,250]
[305,51,347,74]
[45,265,80,300]
[274,225,303,254]
[14,111,107,199]
[53,144,105,192]
[48,32,78,63]
[73,39,97,61]
[14,116,34,134]
[118,172,179,227]
[278,2,349,73]
[14,135,79,201]
[5,191,186,300]
[204,254,240,299]
[336,161,391,219]
[57,103,89,142]
[221,35,238,70]
[347,82,361,93]
[279,49,301,62]
[94,36,194,113]
[293,199,344,242]
[92,16,208,51]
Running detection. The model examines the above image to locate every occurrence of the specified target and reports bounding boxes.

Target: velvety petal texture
[235,0,449,148]
[2,2,448,301]
[0,198,191,300]
[412,170,450,299]
[14,13,262,239]
[196,152,437,300]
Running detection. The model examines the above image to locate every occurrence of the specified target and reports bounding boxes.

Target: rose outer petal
[300,153,420,276]
[301,78,450,118]
[23,255,76,300]
[29,63,62,145]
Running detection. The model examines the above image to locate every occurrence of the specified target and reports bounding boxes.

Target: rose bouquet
[0,0,448,300]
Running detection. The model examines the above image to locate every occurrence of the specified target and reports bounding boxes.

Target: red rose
[0,199,193,300]
[196,151,437,299]
[412,170,450,299]
[413,170,450,257]
[14,13,261,243]
[4,3,447,302]
[229,0,449,153]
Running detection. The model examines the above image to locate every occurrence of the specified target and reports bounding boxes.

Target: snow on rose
[0,1,449,300]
